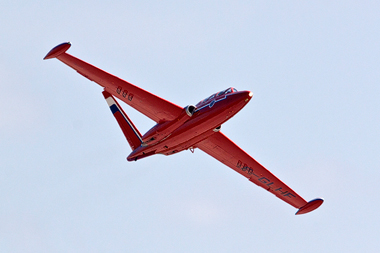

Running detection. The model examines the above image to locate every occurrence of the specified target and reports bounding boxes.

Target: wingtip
[295,198,324,215]
[43,42,71,60]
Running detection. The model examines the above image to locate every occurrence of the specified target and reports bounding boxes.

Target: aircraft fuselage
[127,90,253,161]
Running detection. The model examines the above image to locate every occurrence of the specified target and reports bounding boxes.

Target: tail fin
[102,91,142,150]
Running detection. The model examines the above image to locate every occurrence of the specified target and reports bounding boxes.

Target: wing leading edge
[196,132,323,215]
[44,42,183,123]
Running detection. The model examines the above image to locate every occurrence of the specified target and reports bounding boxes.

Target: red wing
[46,43,183,123]
[196,132,308,209]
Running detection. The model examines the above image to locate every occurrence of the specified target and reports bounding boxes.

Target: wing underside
[196,132,310,210]
[44,42,183,123]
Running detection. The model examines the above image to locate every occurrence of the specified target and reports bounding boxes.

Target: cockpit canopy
[196,87,238,107]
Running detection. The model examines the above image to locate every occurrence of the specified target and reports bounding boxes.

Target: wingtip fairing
[43,42,71,60]
[295,198,324,215]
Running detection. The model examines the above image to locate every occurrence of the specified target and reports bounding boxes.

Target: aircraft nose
[228,90,253,106]
[239,90,253,103]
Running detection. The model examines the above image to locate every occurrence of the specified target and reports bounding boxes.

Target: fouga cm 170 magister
[44,42,323,215]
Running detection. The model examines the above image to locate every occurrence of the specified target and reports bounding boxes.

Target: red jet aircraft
[44,42,323,215]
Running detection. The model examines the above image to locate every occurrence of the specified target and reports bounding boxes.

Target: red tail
[102,91,142,150]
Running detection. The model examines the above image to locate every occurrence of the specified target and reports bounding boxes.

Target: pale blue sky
[1,1,380,252]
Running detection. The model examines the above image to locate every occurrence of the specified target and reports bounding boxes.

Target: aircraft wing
[44,42,183,123]
[196,132,323,214]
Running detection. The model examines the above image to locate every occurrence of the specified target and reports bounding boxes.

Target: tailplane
[102,91,142,150]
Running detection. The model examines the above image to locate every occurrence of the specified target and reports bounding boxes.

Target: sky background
[1,1,379,252]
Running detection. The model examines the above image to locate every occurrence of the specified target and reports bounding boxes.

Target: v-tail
[102,91,142,151]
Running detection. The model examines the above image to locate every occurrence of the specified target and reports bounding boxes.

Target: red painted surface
[44,43,324,215]
[102,91,142,150]
[296,198,324,215]
[54,51,183,123]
